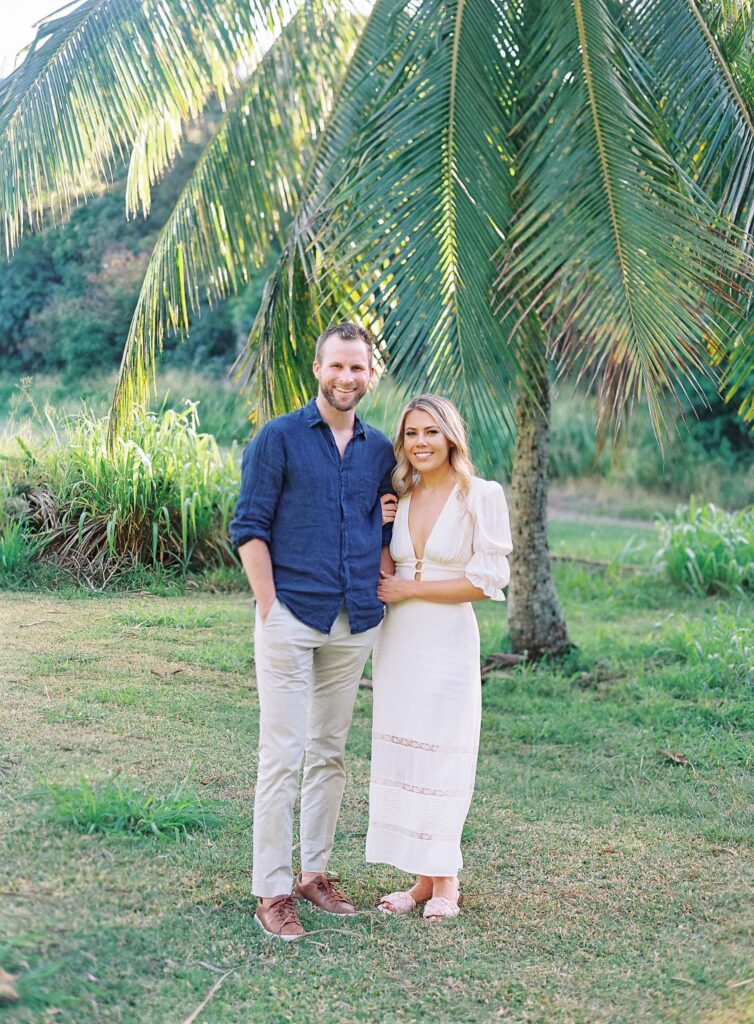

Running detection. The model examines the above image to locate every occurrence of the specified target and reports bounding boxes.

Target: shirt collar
[304,397,366,438]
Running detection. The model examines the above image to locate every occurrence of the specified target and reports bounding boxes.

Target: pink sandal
[423,892,464,922]
[377,891,418,915]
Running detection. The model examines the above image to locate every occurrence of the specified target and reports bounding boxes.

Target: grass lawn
[1,521,752,1023]
[548,518,656,566]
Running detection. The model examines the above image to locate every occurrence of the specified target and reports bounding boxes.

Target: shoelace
[269,895,299,929]
[314,877,350,906]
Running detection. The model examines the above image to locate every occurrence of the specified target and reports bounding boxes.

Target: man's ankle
[257,893,290,906]
[299,870,324,884]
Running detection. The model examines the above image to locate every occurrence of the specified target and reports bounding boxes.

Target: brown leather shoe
[254,894,305,940]
[294,873,357,915]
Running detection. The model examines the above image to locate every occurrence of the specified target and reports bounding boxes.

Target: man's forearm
[380,545,395,576]
[238,539,276,617]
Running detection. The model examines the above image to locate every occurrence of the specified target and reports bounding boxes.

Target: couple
[229,321,512,940]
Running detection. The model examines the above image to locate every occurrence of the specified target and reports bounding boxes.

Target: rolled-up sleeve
[464,481,512,601]
[229,424,285,549]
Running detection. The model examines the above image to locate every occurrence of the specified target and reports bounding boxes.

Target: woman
[367,395,512,921]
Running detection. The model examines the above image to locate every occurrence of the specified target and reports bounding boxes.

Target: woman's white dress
[366,477,512,877]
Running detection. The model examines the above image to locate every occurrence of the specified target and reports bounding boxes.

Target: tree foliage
[2,0,754,449]
[0,128,249,380]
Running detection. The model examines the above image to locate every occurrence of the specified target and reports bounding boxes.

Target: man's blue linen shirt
[229,399,396,635]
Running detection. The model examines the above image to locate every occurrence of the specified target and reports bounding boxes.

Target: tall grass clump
[38,776,226,839]
[0,520,34,574]
[654,499,754,595]
[653,611,754,689]
[4,403,239,584]
[0,457,36,582]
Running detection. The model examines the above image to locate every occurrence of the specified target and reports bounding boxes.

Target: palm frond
[0,0,298,256]
[108,0,358,441]
[622,0,754,230]
[499,0,754,436]
[236,0,524,457]
[623,0,754,422]
[323,0,524,451]
[232,0,413,424]
[722,318,754,422]
[700,0,754,34]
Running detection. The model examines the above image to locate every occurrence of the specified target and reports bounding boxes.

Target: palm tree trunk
[507,366,572,658]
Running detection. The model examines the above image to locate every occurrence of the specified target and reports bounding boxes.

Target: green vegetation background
[1,113,752,511]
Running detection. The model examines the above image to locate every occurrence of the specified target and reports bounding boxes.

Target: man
[229,321,396,941]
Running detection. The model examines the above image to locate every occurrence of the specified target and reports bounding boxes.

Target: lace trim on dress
[373,732,474,755]
[372,776,469,798]
[370,820,458,842]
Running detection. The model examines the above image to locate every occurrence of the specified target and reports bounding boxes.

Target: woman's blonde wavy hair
[392,394,475,498]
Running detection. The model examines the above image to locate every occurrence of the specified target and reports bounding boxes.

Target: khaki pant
[252,599,379,897]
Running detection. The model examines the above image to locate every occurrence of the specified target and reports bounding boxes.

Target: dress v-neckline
[406,482,459,561]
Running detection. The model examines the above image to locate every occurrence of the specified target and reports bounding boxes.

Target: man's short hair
[314,321,374,366]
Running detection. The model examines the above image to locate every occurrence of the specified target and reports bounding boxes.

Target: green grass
[548,519,655,565]
[37,776,226,838]
[0,521,752,1023]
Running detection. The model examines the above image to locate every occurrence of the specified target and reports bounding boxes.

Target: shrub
[654,499,754,595]
[3,403,240,583]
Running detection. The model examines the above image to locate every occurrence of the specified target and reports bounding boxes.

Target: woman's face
[403,409,452,474]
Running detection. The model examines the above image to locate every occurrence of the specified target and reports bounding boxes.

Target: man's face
[313,336,374,412]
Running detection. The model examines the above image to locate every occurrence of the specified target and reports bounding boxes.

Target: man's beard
[319,381,365,411]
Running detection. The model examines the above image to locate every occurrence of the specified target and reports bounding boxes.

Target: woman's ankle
[432,876,460,899]
[409,875,433,899]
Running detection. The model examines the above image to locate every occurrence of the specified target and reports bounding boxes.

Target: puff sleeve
[464,480,512,601]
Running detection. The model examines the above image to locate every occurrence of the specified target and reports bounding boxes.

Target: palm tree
[2,0,754,656]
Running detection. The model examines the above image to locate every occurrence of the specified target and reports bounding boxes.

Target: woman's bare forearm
[404,577,487,603]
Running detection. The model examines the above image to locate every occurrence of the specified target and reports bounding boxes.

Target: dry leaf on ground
[658,749,689,766]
